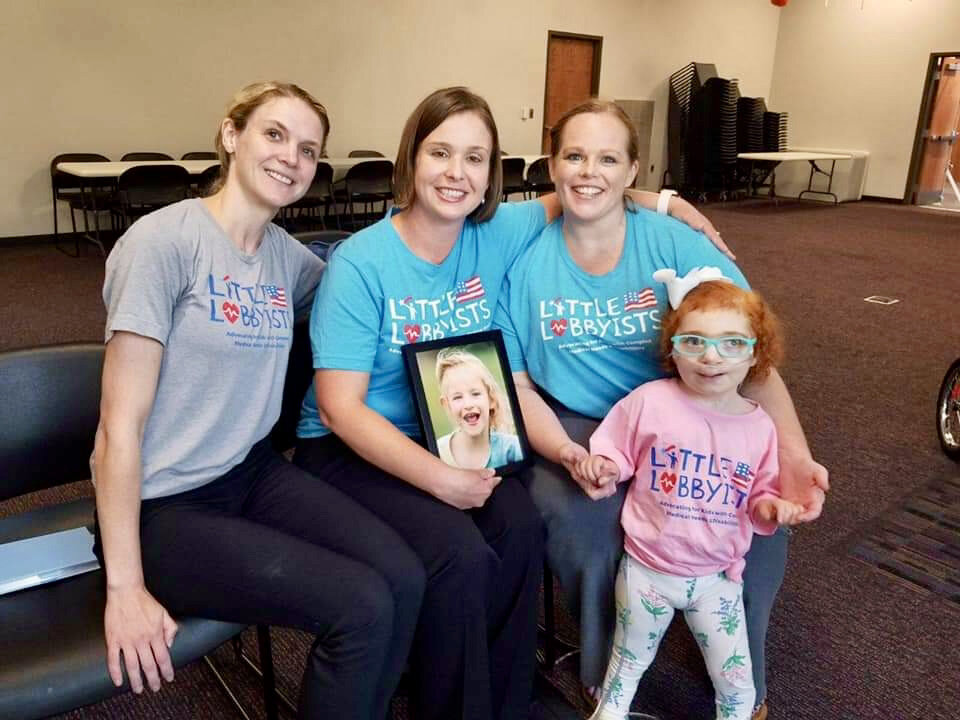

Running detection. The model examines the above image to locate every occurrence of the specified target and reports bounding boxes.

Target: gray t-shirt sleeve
[102,217,192,345]
[285,234,326,320]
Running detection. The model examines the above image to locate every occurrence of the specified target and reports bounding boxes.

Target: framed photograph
[402,330,533,476]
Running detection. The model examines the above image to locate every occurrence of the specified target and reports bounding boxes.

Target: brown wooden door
[952,107,960,172]
[541,33,602,154]
[915,56,960,203]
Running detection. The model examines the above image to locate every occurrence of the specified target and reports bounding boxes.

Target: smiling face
[221,95,325,212]
[671,307,757,405]
[411,111,492,224]
[439,363,494,438]
[549,111,639,225]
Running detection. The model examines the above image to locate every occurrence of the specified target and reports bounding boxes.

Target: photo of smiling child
[433,348,522,470]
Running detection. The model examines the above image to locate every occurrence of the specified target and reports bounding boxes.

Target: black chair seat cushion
[0,501,245,720]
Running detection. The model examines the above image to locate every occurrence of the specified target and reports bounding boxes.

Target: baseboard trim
[861,195,905,204]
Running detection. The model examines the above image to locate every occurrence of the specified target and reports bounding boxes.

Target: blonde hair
[435,348,514,434]
[209,81,329,194]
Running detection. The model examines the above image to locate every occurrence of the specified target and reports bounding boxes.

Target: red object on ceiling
[771,0,788,6]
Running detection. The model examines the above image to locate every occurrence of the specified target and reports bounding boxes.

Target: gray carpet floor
[1,198,959,719]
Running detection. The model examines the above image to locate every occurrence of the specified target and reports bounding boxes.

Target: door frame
[904,51,960,203]
[541,31,603,151]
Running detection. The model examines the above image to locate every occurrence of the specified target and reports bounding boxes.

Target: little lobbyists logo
[207,274,291,330]
[648,443,756,510]
[538,290,660,341]
[387,276,491,345]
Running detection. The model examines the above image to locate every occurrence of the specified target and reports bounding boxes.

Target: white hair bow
[652,266,731,310]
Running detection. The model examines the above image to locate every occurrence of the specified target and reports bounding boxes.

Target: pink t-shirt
[590,378,780,582]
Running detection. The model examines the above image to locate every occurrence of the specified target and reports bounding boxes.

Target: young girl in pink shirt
[581,269,805,720]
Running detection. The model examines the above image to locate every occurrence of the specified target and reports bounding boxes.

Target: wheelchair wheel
[937,358,960,460]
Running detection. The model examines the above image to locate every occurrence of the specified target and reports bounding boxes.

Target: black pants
[294,434,545,720]
[96,438,425,720]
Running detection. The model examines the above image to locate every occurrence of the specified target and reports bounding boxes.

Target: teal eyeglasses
[670,334,757,359]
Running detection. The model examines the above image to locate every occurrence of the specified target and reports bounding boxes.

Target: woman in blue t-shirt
[494,99,830,720]
[293,86,729,720]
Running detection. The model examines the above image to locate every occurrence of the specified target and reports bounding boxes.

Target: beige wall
[769,0,960,199]
[2,0,780,239]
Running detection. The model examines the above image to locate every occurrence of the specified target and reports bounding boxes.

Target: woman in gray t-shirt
[92,82,424,719]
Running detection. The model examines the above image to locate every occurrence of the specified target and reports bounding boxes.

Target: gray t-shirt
[101,199,325,500]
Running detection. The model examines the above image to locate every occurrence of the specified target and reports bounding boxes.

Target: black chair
[181,151,218,160]
[194,163,222,197]
[347,149,384,158]
[121,152,174,161]
[538,563,580,672]
[294,229,351,262]
[334,159,393,231]
[525,157,554,197]
[284,162,334,230]
[50,153,113,257]
[115,165,191,228]
[0,344,282,720]
[501,157,526,200]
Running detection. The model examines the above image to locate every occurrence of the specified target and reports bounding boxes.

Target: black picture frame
[402,330,533,476]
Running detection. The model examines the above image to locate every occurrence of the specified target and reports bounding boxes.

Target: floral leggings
[590,555,755,720]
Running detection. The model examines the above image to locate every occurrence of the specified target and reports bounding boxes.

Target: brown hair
[209,81,329,194]
[392,87,502,223]
[548,98,641,164]
[659,281,784,384]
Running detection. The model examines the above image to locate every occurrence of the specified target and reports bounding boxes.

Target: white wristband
[657,189,677,215]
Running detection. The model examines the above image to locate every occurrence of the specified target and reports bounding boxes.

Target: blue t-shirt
[298,201,547,437]
[437,430,522,469]
[493,208,748,420]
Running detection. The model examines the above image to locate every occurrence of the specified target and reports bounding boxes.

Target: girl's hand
[577,454,620,492]
[756,498,806,526]
[559,442,618,501]
[431,465,501,510]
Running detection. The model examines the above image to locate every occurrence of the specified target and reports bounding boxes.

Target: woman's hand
[430,465,502,510]
[666,195,734,259]
[559,442,617,501]
[778,447,829,523]
[104,584,178,693]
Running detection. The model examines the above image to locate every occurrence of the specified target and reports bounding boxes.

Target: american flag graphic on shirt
[262,285,288,308]
[455,276,485,303]
[731,462,755,489]
[623,287,657,311]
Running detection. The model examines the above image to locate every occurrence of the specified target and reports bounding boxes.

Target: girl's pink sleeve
[589,390,646,483]
[748,422,781,535]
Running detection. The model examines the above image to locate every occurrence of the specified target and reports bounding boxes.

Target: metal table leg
[798,159,841,203]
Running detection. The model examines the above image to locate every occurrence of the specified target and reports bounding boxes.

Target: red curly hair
[659,281,784,384]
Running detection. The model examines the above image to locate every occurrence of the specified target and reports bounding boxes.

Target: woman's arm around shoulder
[93,331,178,694]
[625,189,733,259]
[742,369,829,523]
